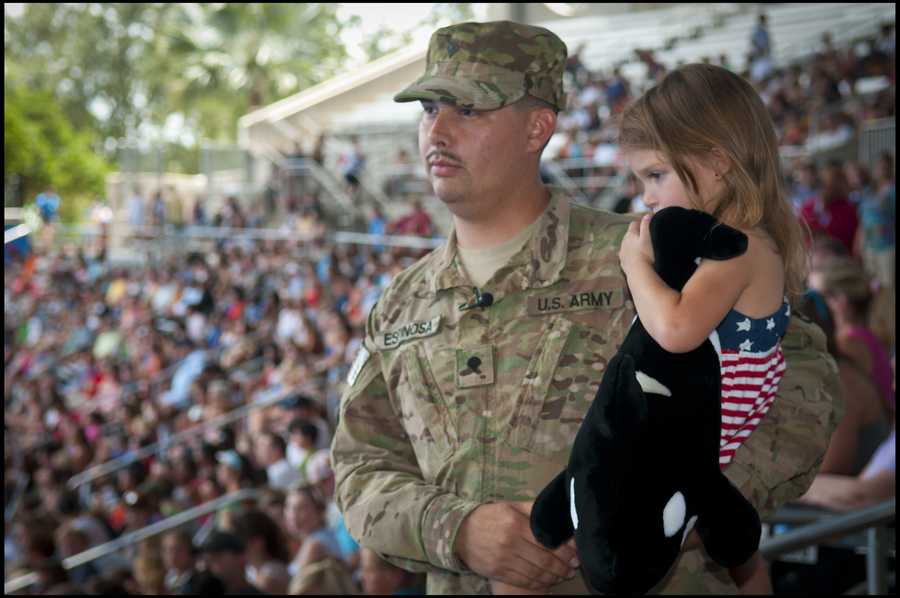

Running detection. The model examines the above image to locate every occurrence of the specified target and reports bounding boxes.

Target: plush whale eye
[662,491,686,538]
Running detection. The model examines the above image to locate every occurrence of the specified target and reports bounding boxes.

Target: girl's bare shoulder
[734,228,786,316]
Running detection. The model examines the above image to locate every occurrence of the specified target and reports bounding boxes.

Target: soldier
[331,20,841,595]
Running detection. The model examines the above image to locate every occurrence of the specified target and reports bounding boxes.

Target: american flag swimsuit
[712,298,790,468]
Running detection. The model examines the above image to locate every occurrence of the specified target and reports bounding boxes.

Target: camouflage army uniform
[332,191,841,594]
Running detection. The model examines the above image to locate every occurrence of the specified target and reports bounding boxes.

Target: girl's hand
[619,213,654,275]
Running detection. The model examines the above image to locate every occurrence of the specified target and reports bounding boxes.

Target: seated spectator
[280,395,331,451]
[56,524,101,586]
[809,257,895,413]
[257,487,288,532]
[254,432,302,490]
[868,284,895,354]
[288,554,358,595]
[255,561,291,595]
[162,529,197,594]
[177,569,226,595]
[199,530,265,595]
[287,418,320,476]
[305,450,358,570]
[854,152,895,288]
[801,160,859,253]
[795,291,891,475]
[788,161,821,214]
[800,355,895,511]
[132,537,166,594]
[284,485,342,579]
[389,198,434,237]
[229,508,292,592]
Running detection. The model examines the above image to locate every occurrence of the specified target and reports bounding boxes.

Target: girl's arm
[619,214,753,354]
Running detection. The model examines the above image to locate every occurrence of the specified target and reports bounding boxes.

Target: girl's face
[624,149,723,214]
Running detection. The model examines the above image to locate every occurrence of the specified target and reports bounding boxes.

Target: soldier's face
[419,100,531,216]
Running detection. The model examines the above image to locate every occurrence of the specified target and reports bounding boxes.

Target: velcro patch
[347,346,370,386]
[527,279,624,316]
[376,316,442,350]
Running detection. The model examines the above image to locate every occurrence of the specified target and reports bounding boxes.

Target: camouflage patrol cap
[394,20,567,111]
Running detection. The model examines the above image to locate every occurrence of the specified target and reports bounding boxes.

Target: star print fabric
[715,298,790,467]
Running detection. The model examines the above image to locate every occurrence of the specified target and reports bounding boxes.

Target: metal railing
[57,222,445,251]
[4,488,261,595]
[541,160,590,204]
[5,495,891,593]
[762,499,895,595]
[859,117,896,167]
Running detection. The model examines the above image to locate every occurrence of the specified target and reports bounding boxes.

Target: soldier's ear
[525,107,557,155]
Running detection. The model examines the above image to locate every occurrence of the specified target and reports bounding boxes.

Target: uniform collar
[431,189,571,295]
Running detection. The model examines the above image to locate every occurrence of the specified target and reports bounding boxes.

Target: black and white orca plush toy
[531,206,762,594]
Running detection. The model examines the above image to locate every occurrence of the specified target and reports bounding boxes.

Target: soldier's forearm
[337,468,481,573]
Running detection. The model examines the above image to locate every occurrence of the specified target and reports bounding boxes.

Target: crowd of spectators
[4,13,895,596]
[551,21,895,210]
[4,230,431,593]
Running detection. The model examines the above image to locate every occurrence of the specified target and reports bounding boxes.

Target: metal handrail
[53,224,443,249]
[541,160,589,203]
[761,499,895,595]
[67,382,314,490]
[3,488,260,594]
[283,157,354,211]
[761,499,895,558]
[54,222,446,249]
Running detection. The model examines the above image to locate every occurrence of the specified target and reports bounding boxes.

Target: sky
[337,3,437,65]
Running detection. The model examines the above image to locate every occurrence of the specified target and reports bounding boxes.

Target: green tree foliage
[5,3,169,145]
[362,25,414,62]
[4,83,109,221]
[151,3,350,142]
[5,3,350,161]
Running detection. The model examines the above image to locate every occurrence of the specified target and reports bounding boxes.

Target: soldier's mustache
[426,150,463,166]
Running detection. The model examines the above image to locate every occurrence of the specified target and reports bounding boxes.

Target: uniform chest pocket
[506,316,610,457]
[393,345,457,467]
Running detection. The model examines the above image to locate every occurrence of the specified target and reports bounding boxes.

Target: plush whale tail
[694,472,762,568]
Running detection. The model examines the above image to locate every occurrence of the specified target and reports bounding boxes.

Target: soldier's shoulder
[566,201,634,256]
[569,201,634,232]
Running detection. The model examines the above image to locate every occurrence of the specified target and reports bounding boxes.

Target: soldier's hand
[454,501,579,590]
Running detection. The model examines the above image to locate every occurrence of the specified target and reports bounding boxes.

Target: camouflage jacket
[332,190,841,595]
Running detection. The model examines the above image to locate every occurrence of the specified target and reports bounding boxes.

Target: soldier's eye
[458,107,476,117]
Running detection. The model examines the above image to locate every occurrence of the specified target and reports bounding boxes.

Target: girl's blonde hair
[618,63,808,298]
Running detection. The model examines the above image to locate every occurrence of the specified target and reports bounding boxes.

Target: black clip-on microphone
[458,287,494,311]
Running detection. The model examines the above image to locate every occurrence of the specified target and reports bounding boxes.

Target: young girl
[617,63,808,592]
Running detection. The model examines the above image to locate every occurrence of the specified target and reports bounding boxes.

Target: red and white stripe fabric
[718,344,786,468]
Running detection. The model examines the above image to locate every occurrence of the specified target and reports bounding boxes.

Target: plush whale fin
[531,470,574,548]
